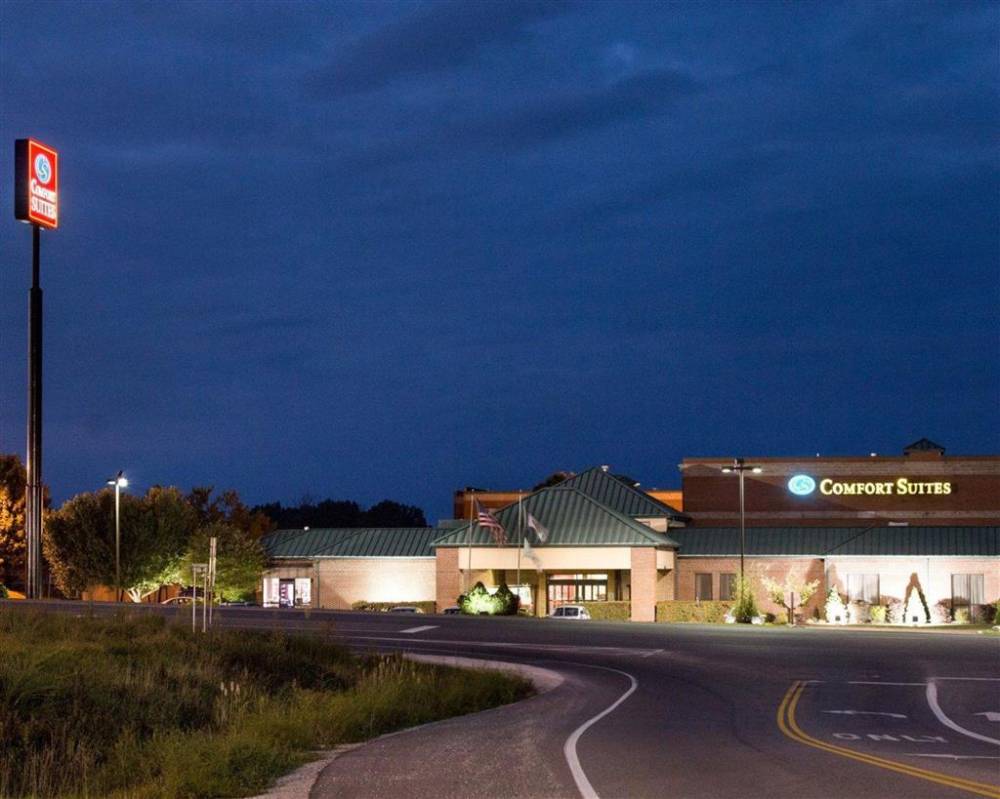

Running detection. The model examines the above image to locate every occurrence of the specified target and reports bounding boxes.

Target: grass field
[0,608,532,798]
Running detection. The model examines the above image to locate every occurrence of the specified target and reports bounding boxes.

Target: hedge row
[577,601,631,621]
[351,601,438,613]
[656,600,733,623]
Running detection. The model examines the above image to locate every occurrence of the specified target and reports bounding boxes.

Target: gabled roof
[669,527,999,557]
[432,487,678,548]
[903,438,945,454]
[263,528,437,559]
[559,466,685,519]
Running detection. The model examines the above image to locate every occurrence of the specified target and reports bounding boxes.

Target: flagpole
[516,492,522,595]
[466,492,473,593]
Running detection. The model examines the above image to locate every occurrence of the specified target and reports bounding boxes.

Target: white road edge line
[926,681,1000,746]
[905,753,1000,760]
[848,681,926,686]
[400,625,437,634]
[641,648,664,658]
[563,666,638,799]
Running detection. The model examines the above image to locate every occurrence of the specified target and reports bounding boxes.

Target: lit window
[846,574,879,604]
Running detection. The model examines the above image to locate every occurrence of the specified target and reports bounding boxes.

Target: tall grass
[0,609,531,798]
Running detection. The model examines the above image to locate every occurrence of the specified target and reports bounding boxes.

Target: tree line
[0,453,428,599]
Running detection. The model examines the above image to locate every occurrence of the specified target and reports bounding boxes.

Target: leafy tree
[120,487,197,601]
[187,487,274,538]
[43,486,195,602]
[0,454,50,588]
[177,522,265,601]
[531,471,575,491]
[252,497,428,528]
[362,500,427,527]
[761,574,819,625]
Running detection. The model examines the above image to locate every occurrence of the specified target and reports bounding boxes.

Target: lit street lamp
[106,471,128,601]
[721,458,761,595]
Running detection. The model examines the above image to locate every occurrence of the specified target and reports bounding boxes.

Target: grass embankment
[0,609,532,798]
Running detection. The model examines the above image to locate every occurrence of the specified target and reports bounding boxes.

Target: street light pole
[107,471,127,601]
[721,458,762,594]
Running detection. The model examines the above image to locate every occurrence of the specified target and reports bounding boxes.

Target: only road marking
[400,625,438,634]
[926,682,1000,746]
[777,681,1000,798]
[823,710,907,719]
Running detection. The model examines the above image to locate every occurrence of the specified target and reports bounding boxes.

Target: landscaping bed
[0,608,532,798]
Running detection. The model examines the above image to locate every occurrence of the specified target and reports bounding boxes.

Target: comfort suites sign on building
[788,474,953,498]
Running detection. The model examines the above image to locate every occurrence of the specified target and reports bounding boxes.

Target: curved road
[14,601,1000,798]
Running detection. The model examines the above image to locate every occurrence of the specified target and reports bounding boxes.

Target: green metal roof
[263,528,437,559]
[560,467,685,519]
[432,487,678,548]
[670,527,1000,557]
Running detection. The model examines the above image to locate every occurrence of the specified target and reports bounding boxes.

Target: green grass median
[0,608,533,798]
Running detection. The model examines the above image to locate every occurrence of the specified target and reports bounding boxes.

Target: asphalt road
[10,601,1000,799]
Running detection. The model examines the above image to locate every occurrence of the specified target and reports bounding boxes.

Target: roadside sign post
[14,138,59,599]
[208,537,217,627]
[192,563,207,633]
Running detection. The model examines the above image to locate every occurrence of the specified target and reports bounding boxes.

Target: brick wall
[630,547,657,622]
[677,557,826,618]
[316,558,436,610]
[436,548,461,612]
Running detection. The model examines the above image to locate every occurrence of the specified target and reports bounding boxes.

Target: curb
[245,655,563,799]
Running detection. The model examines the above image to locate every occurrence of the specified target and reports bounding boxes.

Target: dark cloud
[303,0,577,97]
[0,1,996,521]
[473,68,701,146]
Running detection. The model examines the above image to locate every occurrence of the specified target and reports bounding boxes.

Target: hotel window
[695,573,713,601]
[847,574,879,604]
[951,574,984,610]
[719,573,737,601]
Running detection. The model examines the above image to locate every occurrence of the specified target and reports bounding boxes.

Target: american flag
[475,500,507,545]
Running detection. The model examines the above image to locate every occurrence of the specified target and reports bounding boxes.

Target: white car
[550,605,591,620]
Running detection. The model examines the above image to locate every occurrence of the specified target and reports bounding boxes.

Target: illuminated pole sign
[14,138,59,229]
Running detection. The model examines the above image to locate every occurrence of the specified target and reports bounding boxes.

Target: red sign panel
[14,139,59,229]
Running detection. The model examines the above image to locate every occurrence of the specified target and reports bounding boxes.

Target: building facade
[261,441,999,622]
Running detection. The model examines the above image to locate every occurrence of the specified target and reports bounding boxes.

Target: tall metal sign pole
[14,138,59,599]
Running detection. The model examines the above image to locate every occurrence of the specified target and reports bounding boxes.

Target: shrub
[0,584,8,599]
[656,601,733,623]
[930,600,950,624]
[578,601,630,621]
[731,574,759,623]
[869,605,887,624]
[902,590,928,624]
[886,598,904,624]
[825,589,848,624]
[953,607,971,624]
[350,601,437,614]
[457,582,519,616]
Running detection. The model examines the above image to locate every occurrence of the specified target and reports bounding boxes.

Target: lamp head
[107,470,128,488]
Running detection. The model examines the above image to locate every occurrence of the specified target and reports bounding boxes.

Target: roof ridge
[563,466,683,516]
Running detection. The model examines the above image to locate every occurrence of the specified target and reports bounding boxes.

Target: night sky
[1,1,997,524]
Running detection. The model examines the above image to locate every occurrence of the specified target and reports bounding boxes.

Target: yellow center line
[776,681,1000,799]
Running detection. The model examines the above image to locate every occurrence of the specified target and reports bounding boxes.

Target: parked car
[160,595,193,606]
[389,606,424,614]
[442,606,461,615]
[550,605,591,620]
[220,599,257,607]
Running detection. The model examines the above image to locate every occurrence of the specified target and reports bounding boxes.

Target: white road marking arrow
[974,712,1000,722]
[822,710,908,719]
